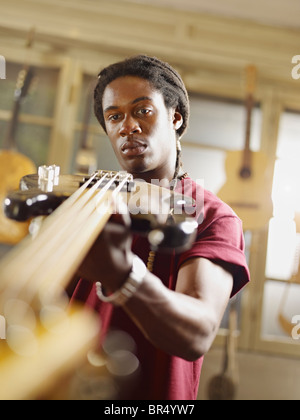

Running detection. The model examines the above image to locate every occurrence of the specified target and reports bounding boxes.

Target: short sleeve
[176,180,250,297]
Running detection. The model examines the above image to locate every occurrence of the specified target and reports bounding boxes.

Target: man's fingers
[110,196,132,228]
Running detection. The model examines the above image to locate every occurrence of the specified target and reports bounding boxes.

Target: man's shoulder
[178,177,239,222]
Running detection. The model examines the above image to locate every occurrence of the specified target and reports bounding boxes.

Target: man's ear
[173,109,183,132]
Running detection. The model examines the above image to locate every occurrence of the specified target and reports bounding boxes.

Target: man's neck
[131,167,174,185]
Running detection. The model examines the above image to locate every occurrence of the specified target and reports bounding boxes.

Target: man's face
[102,76,182,180]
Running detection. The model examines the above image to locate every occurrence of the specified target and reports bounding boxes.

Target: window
[0,62,59,166]
[182,93,263,331]
[70,74,119,174]
[182,93,262,194]
[263,110,300,345]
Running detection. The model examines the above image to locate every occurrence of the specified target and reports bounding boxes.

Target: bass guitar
[217,65,273,231]
[0,167,197,399]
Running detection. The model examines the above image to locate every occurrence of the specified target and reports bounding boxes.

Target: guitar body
[218,150,273,231]
[0,150,36,244]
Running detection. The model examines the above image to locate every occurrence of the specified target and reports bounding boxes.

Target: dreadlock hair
[94,55,190,183]
[94,54,190,139]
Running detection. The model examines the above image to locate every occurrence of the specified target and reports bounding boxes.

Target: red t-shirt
[72,178,250,400]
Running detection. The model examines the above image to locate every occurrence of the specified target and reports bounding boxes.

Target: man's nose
[119,115,142,137]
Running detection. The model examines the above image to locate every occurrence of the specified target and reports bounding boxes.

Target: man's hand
[78,204,134,293]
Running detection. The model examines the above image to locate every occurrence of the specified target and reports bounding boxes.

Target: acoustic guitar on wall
[207,300,239,400]
[217,65,273,231]
[0,30,37,245]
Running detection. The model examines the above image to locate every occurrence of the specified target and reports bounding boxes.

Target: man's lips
[121,140,148,156]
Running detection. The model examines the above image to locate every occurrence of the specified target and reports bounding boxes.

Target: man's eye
[137,108,151,116]
[108,114,120,121]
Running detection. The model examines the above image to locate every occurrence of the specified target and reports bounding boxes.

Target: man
[73,55,250,400]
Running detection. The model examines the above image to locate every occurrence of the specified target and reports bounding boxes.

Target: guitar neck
[4,100,21,150]
[244,94,254,152]
[2,29,36,152]
[0,177,115,308]
[3,65,35,151]
[240,94,254,174]
[240,65,257,179]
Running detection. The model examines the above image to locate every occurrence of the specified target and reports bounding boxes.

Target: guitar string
[21,173,128,303]
[22,191,113,304]
[0,171,188,309]
[0,171,99,282]
[0,172,101,294]
[43,174,132,300]
[0,172,119,305]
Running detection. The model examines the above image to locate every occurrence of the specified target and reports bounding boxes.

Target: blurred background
[0,0,300,400]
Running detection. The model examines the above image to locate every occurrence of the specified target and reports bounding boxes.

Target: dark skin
[79,76,233,361]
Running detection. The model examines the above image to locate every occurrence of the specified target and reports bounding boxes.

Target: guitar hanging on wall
[0,29,37,245]
[207,300,239,400]
[217,65,273,231]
